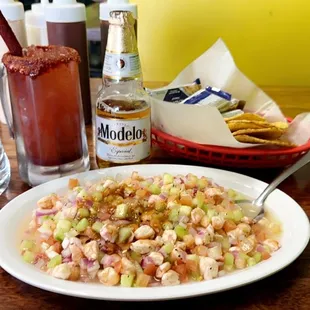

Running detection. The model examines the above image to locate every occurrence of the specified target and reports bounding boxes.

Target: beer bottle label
[103,52,141,78]
[96,115,151,163]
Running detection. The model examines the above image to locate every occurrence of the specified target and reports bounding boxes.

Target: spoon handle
[254,151,310,208]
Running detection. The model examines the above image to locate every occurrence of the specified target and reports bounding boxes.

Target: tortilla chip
[271,122,289,130]
[224,113,266,122]
[227,120,271,132]
[232,128,284,139]
[234,134,296,147]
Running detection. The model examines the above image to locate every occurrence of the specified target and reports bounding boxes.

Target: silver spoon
[235,150,310,222]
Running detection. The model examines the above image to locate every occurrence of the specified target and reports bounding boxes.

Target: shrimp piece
[156,262,171,278]
[211,216,225,230]
[134,225,155,240]
[191,208,205,224]
[161,270,180,286]
[199,257,218,280]
[97,267,120,286]
[130,240,157,254]
[162,230,177,244]
[83,240,99,260]
[37,194,56,209]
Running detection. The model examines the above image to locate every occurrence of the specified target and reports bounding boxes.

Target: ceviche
[20,172,281,287]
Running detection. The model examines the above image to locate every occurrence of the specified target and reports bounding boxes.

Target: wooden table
[0,80,309,310]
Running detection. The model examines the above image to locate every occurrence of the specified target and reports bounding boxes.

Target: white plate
[0,164,309,301]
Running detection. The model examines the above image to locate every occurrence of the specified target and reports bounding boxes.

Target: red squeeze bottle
[45,0,92,125]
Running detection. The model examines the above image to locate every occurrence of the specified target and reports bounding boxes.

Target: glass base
[0,149,10,195]
[22,156,90,187]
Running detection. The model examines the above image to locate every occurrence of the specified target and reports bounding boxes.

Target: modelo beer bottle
[95,10,151,168]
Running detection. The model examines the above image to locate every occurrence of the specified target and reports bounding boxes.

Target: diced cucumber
[239,252,249,260]
[197,178,208,190]
[65,229,78,238]
[73,186,83,193]
[162,242,173,254]
[92,221,103,233]
[200,204,209,214]
[163,173,174,185]
[53,212,61,222]
[187,254,199,263]
[169,207,180,222]
[41,215,52,222]
[228,189,237,199]
[149,184,161,195]
[223,211,234,220]
[179,205,192,217]
[92,191,103,202]
[224,252,234,266]
[71,219,78,228]
[221,238,231,251]
[170,187,180,196]
[22,251,35,264]
[155,200,166,211]
[56,219,72,233]
[76,218,89,232]
[47,254,62,269]
[118,227,133,243]
[77,208,90,218]
[233,209,244,222]
[121,274,135,287]
[247,257,257,267]
[174,225,188,239]
[253,252,262,263]
[193,192,205,208]
[90,207,97,215]
[114,203,129,219]
[20,240,35,252]
[77,189,88,200]
[130,251,142,263]
[53,228,65,241]
[224,264,234,272]
[162,221,173,230]
[207,209,217,219]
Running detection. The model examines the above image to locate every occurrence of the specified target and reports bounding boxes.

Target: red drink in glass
[1,45,90,185]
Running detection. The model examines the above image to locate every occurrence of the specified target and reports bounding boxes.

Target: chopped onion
[35,209,58,217]
[141,256,154,268]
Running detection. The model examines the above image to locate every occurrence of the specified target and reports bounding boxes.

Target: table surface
[0,79,309,310]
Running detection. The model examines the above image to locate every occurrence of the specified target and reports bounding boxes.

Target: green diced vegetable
[22,251,35,264]
[193,192,205,208]
[47,254,62,269]
[155,200,166,211]
[239,252,249,260]
[77,189,88,200]
[162,221,173,230]
[76,218,89,232]
[162,242,173,254]
[65,229,78,238]
[253,252,262,263]
[53,229,65,241]
[98,251,105,262]
[163,173,174,185]
[92,221,103,233]
[121,274,135,287]
[179,205,192,217]
[114,203,129,219]
[149,184,161,195]
[130,251,142,263]
[226,211,235,221]
[118,227,133,243]
[174,225,188,239]
[71,219,78,228]
[187,254,199,263]
[221,238,231,251]
[228,189,237,199]
[247,257,257,267]
[92,191,103,202]
[53,212,61,222]
[20,240,35,252]
[77,208,90,218]
[170,187,180,196]
[233,209,244,222]
[207,209,217,219]
[224,252,234,266]
[169,207,180,222]
[56,219,72,233]
[200,204,209,214]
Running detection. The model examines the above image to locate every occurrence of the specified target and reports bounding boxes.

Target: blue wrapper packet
[146,79,201,102]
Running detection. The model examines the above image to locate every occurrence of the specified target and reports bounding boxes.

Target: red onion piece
[63,257,72,263]
[141,256,154,268]
[61,247,71,258]
[36,209,58,217]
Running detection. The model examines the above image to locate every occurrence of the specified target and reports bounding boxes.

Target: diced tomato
[261,251,271,260]
[114,260,122,274]
[180,194,193,206]
[53,242,62,253]
[143,263,157,276]
[173,263,188,283]
[186,260,198,273]
[68,178,79,190]
[223,220,237,232]
[256,231,266,243]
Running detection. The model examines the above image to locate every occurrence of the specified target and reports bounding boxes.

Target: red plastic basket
[151,127,310,169]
